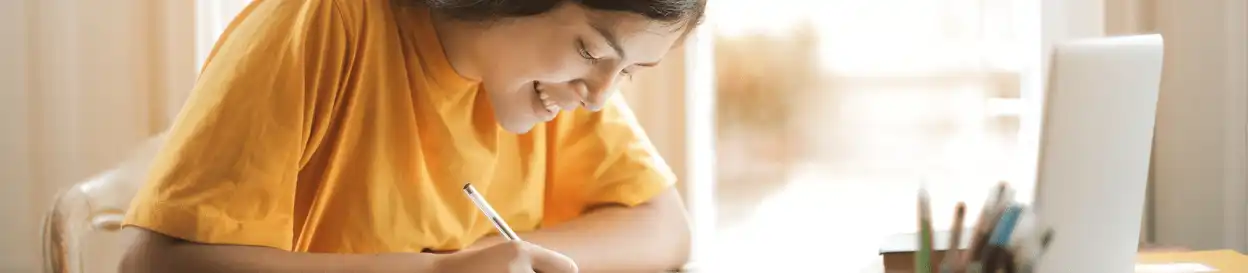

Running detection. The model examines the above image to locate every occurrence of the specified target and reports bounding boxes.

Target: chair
[42,133,168,273]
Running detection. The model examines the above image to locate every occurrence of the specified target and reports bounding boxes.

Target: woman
[118,0,705,272]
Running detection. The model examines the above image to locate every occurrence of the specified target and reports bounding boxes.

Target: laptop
[1033,34,1165,273]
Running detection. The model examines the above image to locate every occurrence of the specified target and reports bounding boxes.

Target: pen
[941,202,967,272]
[968,183,1011,263]
[463,183,522,241]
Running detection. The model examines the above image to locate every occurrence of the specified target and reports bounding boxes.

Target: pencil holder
[917,183,1055,273]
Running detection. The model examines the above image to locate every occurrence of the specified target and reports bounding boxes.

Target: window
[699,0,1038,270]
[194,0,249,70]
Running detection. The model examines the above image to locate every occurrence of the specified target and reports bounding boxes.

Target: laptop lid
[1033,34,1165,273]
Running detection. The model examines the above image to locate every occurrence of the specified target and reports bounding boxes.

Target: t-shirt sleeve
[123,0,356,251]
[543,96,678,225]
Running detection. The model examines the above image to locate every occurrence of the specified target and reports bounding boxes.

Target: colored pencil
[917,187,935,273]
[967,183,1010,263]
[941,202,967,272]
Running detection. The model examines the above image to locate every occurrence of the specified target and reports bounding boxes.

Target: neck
[428,12,484,81]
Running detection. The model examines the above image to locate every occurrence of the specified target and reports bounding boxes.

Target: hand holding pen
[431,183,579,273]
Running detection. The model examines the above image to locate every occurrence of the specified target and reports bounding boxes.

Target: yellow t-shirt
[124,0,674,253]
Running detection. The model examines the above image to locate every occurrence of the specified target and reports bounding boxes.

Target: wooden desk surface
[1137,250,1248,272]
[879,249,1247,273]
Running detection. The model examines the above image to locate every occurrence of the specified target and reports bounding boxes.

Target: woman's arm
[511,95,691,272]
[118,227,436,273]
[473,188,692,273]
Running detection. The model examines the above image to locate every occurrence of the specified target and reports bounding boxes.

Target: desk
[1137,250,1248,272]
[878,250,1248,273]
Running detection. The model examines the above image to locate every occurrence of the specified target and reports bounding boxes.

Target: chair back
[42,133,167,273]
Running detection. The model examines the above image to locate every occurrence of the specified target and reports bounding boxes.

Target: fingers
[523,243,578,273]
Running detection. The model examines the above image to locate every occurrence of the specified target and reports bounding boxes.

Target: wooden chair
[42,133,167,273]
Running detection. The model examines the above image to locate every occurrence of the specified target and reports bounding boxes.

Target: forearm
[119,227,437,273]
[527,207,691,272]
[482,189,692,273]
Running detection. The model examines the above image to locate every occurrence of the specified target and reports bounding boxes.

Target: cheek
[492,40,587,81]
[534,55,587,81]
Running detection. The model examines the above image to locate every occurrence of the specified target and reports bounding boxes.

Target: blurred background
[1,0,1245,272]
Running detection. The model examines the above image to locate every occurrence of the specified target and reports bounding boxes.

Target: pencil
[967,183,1010,263]
[1003,250,1018,273]
[941,202,967,272]
[917,187,936,273]
[982,245,1002,273]
[463,183,522,241]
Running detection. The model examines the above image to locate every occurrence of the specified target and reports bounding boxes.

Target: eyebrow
[591,24,626,60]
[591,24,663,68]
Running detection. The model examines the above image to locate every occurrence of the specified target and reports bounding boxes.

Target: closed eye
[577,40,600,64]
[620,61,660,81]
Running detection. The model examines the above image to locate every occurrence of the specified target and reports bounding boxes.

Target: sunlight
[705,0,1034,270]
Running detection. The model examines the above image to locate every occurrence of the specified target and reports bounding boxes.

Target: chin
[496,113,539,134]
[500,122,536,134]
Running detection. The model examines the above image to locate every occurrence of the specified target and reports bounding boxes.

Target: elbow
[118,229,170,273]
[118,227,198,273]
[666,208,693,270]
[660,231,693,271]
[118,247,147,273]
[118,241,163,273]
[653,189,694,270]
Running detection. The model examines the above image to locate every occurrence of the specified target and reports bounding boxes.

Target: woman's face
[465,3,688,133]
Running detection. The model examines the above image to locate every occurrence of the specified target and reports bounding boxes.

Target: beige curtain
[0,0,195,271]
[1107,0,1248,252]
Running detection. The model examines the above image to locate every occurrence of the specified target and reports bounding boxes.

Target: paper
[1135,263,1218,273]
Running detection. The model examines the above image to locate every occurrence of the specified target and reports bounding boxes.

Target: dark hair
[420,0,706,30]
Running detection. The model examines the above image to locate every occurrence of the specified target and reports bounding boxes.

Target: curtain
[0,0,195,271]
[1112,0,1248,252]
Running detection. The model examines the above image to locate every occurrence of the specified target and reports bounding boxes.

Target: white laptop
[1033,34,1166,273]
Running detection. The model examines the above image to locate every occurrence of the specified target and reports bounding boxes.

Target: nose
[545,70,619,112]
[577,75,616,112]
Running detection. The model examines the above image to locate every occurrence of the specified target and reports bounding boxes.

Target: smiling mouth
[534,82,560,115]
